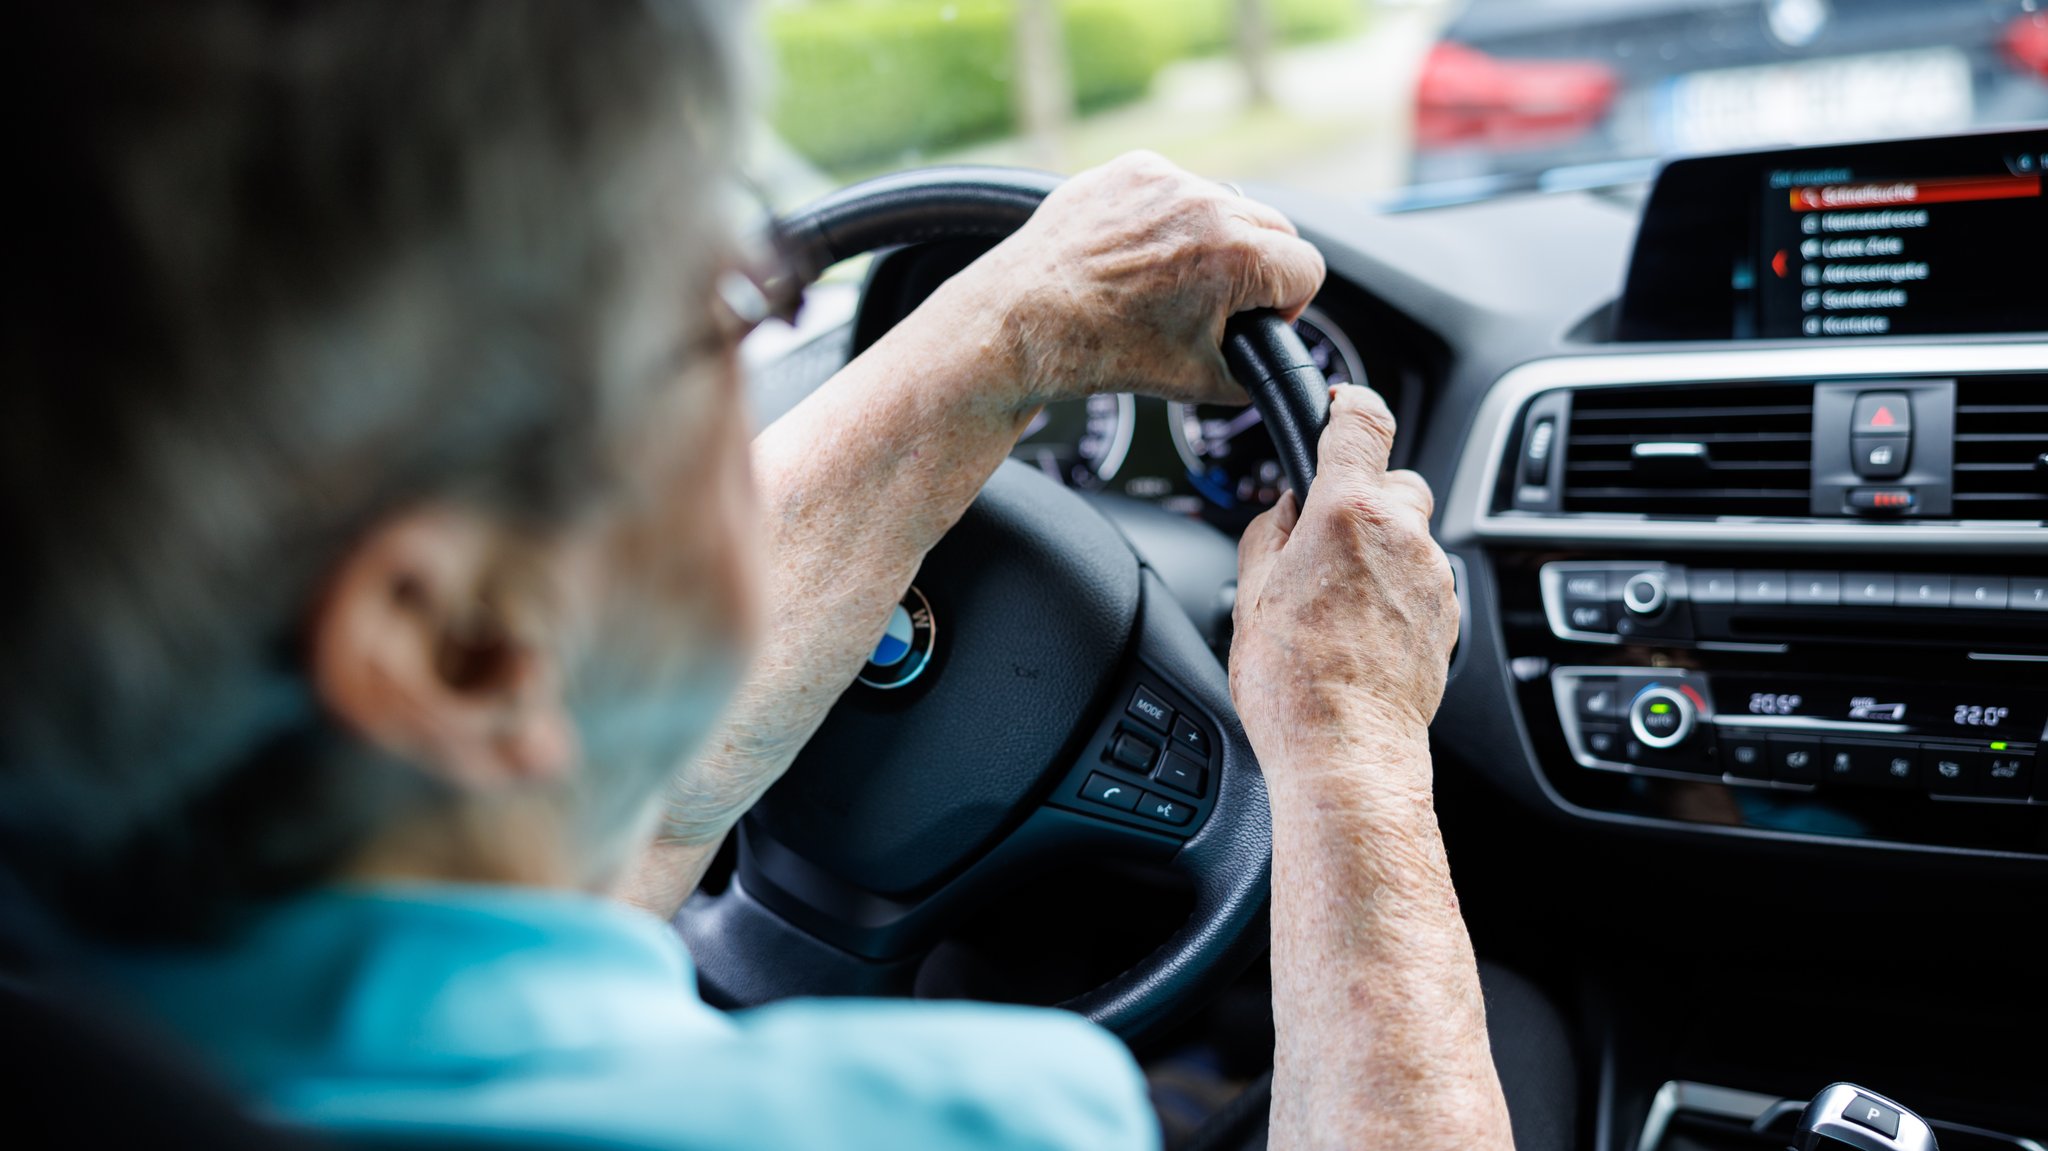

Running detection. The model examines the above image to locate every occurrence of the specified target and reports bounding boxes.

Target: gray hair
[5,0,743,935]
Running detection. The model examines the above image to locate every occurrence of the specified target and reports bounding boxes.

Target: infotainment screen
[1615,128,2048,341]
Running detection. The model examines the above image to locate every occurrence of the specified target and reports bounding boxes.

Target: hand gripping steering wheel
[676,167,1333,1046]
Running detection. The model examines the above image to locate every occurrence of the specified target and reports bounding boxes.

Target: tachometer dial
[1011,392,1135,491]
[1168,308,1364,530]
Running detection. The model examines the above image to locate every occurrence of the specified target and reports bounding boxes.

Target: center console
[1541,559,2046,803]
[1444,342,2048,859]
[1425,128,2048,1151]
[1439,132,2048,860]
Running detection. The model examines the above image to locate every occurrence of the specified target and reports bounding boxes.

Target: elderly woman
[7,3,1522,1149]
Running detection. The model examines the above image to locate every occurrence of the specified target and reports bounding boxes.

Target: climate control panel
[1551,666,2047,804]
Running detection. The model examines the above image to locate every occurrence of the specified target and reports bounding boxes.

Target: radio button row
[1690,570,1737,604]
[1789,571,1841,606]
[2015,578,2048,611]
[1841,572,1896,606]
[1735,570,1789,605]
[1545,561,2048,648]
[1953,577,2008,610]
[1898,575,1951,608]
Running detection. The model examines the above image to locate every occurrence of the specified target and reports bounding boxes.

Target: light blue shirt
[105,883,1160,1150]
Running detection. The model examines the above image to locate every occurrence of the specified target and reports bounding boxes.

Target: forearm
[1266,732,1514,1151]
[617,265,1037,913]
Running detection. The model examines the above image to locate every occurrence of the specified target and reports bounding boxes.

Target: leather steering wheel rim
[677,166,1332,1046]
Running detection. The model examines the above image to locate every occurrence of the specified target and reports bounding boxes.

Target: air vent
[1562,383,1814,516]
[1953,375,2048,522]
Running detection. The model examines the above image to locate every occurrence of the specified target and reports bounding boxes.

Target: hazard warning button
[1852,392,1912,435]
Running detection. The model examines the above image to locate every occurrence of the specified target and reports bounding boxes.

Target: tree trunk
[1013,0,1072,168]
[1236,0,1274,108]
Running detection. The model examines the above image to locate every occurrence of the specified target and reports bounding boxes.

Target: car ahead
[1409,0,2048,189]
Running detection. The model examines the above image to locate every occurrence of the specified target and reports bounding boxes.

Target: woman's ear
[307,507,581,792]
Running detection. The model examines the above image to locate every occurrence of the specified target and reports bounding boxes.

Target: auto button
[1628,686,1695,750]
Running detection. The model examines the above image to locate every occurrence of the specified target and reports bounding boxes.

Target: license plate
[1658,48,1974,155]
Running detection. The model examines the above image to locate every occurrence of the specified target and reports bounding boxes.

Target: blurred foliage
[768,0,1364,173]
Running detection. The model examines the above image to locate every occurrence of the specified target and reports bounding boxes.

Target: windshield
[753,0,2048,208]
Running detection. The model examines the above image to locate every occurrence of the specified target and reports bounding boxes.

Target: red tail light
[1414,41,1620,151]
[2004,12,2048,80]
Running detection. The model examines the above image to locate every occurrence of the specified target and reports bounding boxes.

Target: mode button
[1126,686,1173,733]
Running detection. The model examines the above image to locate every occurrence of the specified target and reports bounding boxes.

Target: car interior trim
[1443,340,2048,551]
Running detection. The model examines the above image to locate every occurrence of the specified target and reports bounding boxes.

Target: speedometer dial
[1011,392,1135,491]
[1169,307,1364,530]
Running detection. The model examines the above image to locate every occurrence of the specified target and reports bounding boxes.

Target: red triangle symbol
[1871,406,1895,427]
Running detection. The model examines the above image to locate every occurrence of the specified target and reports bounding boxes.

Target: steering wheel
[677,167,1333,1046]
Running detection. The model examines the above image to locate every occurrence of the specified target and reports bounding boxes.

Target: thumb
[1304,384,1396,516]
[1234,489,1299,612]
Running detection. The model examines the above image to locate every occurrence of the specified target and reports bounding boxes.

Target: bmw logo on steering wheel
[859,586,936,690]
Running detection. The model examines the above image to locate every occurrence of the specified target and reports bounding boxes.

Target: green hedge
[768,0,1362,174]
[1130,0,1364,56]
[770,2,1017,174]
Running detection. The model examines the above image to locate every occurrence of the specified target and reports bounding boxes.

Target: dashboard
[757,129,2048,866]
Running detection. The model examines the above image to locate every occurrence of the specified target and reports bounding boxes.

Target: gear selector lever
[1795,1084,1939,1151]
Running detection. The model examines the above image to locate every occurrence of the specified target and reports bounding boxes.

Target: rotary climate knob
[1629,684,1696,749]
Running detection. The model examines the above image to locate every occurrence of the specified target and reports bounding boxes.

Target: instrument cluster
[1009,306,1367,534]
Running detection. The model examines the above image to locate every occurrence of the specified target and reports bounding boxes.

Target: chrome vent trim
[1441,341,2048,553]
[1952,375,2048,521]
[1562,382,1814,516]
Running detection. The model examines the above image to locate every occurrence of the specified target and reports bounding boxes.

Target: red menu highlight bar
[1791,173,2042,212]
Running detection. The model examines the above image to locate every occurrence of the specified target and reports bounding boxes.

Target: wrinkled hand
[1229,385,1458,779]
[958,151,1326,406]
